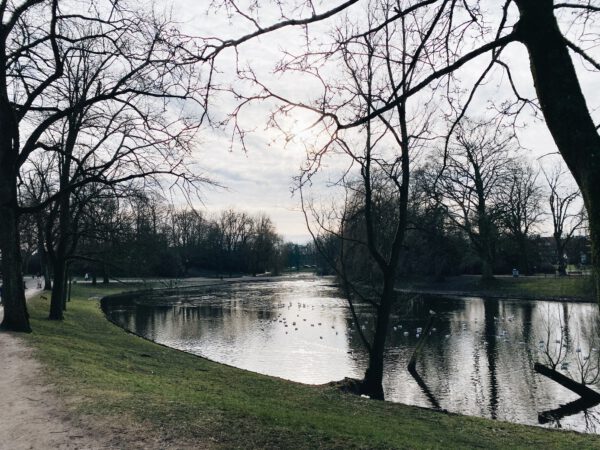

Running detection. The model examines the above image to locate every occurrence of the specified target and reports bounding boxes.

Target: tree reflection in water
[102,278,600,433]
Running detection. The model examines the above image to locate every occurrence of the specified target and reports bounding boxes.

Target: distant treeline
[22,195,321,281]
[329,162,590,283]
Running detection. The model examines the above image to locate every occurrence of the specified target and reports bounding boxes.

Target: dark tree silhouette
[209,0,600,300]
[433,118,516,281]
[1,0,206,331]
[543,163,585,276]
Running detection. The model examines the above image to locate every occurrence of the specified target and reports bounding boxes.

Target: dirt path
[0,282,114,450]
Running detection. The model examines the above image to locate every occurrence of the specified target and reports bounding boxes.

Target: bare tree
[543,163,585,276]
[205,0,600,301]
[433,118,516,281]
[217,209,254,276]
[20,153,56,289]
[498,160,544,274]
[1,0,206,331]
[247,214,281,276]
[295,1,436,400]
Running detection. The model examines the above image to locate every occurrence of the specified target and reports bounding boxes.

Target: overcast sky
[164,1,598,242]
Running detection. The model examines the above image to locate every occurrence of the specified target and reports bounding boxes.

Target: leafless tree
[543,163,585,276]
[217,209,254,276]
[1,0,207,331]
[498,159,544,274]
[433,118,516,281]
[204,0,600,301]
[293,1,436,400]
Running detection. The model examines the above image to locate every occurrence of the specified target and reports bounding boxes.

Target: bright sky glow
[166,0,598,242]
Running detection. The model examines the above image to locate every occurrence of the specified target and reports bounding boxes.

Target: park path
[0,281,115,450]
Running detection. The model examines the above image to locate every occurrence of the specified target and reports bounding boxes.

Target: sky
[163,0,599,242]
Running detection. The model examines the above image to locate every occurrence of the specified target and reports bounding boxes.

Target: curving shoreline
[5,281,600,448]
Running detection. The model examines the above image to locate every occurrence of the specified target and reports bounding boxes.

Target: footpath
[0,281,113,450]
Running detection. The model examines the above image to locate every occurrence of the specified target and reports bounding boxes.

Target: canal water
[103,276,600,433]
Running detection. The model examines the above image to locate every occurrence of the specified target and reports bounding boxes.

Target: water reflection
[103,277,600,433]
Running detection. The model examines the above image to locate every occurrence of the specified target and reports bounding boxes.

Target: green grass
[396,275,595,301]
[23,284,600,449]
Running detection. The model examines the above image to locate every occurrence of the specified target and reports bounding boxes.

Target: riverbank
[395,275,596,302]
[17,284,600,448]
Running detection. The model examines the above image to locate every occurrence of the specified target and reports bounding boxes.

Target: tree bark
[0,205,30,332]
[0,96,30,331]
[36,214,52,290]
[478,218,496,282]
[360,278,395,400]
[102,265,109,284]
[515,0,600,300]
[554,234,567,276]
[49,253,66,320]
[48,192,71,319]
[516,234,531,275]
[0,47,31,332]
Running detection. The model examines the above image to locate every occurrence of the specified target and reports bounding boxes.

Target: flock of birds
[248,300,598,375]
[266,301,340,341]
[257,302,520,344]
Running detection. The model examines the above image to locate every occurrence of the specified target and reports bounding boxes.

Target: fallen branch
[534,363,600,400]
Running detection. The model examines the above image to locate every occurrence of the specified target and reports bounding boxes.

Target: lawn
[396,275,596,301]
[23,284,600,449]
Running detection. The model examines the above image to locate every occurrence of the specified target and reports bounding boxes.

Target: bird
[429,309,436,315]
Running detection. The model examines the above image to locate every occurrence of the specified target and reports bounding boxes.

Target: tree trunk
[478,231,496,282]
[102,264,109,284]
[49,253,66,320]
[554,236,567,276]
[476,207,495,283]
[516,0,600,300]
[517,234,530,275]
[0,204,30,332]
[360,278,395,400]
[0,88,30,331]
[481,257,495,283]
[591,218,600,304]
[36,214,52,290]
[534,363,600,400]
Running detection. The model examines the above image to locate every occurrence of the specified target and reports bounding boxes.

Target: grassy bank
[396,275,595,301]
[24,284,600,449]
